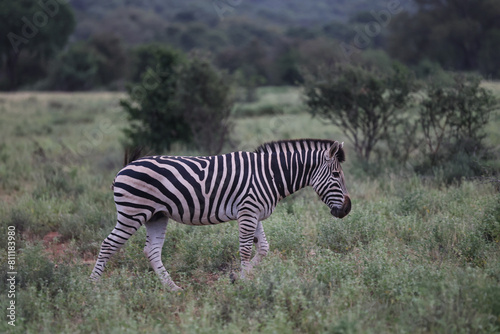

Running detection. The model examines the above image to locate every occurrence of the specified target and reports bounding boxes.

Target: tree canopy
[388,0,500,77]
[2,0,500,90]
[0,0,75,89]
[120,46,232,154]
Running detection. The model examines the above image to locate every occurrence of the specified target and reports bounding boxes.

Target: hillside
[70,0,404,43]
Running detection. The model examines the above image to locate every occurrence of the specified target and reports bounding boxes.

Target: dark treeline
[1,0,499,91]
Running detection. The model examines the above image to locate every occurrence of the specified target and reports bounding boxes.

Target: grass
[0,86,499,333]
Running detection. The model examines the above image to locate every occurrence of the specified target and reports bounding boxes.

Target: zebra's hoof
[229,272,237,284]
[89,275,100,283]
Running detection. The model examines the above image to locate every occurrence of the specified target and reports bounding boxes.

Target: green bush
[44,43,104,91]
[304,63,416,161]
[455,229,488,267]
[121,45,188,153]
[32,163,84,199]
[317,208,376,253]
[2,244,72,295]
[481,195,500,243]
[312,249,355,286]
[128,43,170,84]
[176,224,238,275]
[88,33,128,87]
[6,208,33,235]
[266,211,305,256]
[419,74,497,179]
[175,54,233,154]
[121,48,233,154]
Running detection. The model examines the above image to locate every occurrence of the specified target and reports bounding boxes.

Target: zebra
[90,139,351,290]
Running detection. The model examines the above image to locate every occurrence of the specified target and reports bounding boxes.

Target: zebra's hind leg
[144,215,182,291]
[90,212,141,281]
[237,211,259,279]
[251,221,269,267]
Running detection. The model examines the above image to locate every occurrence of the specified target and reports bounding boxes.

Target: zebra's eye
[332,172,340,178]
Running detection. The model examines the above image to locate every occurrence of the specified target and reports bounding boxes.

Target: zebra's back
[112,152,255,225]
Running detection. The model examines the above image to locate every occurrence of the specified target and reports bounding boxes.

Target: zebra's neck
[267,147,324,199]
[254,139,335,199]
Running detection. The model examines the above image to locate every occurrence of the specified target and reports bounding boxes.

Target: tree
[176,54,233,155]
[388,0,500,77]
[88,33,127,86]
[478,29,500,79]
[128,43,181,84]
[43,34,127,91]
[44,42,104,91]
[304,64,415,161]
[121,47,233,155]
[0,0,75,89]
[420,74,497,161]
[121,46,189,152]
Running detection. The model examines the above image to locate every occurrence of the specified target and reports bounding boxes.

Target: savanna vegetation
[2,0,500,91]
[1,0,500,333]
[0,84,499,333]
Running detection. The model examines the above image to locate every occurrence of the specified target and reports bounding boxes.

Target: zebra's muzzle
[331,195,351,219]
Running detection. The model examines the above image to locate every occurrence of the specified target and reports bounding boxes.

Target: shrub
[316,209,376,253]
[121,48,233,154]
[265,211,304,256]
[0,243,71,295]
[175,54,233,155]
[455,230,488,267]
[420,74,496,162]
[418,74,498,180]
[6,208,33,235]
[128,43,169,84]
[32,163,84,199]
[176,224,238,274]
[88,33,128,87]
[45,43,104,91]
[121,45,188,153]
[481,194,500,243]
[304,63,416,161]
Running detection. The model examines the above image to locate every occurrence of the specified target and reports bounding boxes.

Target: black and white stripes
[90,139,351,290]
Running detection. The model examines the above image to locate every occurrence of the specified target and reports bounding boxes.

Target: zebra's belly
[167,209,237,226]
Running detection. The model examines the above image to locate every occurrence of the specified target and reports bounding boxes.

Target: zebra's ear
[326,141,340,160]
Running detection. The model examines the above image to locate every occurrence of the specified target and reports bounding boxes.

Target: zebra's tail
[123,146,145,167]
[110,146,146,190]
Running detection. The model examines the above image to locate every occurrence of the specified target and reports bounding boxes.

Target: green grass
[0,87,499,333]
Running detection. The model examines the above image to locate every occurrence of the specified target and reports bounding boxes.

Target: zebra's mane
[254,139,345,162]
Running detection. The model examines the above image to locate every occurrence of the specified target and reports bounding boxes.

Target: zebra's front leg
[237,211,259,279]
[144,216,182,291]
[251,221,269,267]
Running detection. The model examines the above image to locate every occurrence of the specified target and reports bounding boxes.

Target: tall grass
[0,89,499,333]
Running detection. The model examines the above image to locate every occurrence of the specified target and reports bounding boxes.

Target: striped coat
[90,139,351,290]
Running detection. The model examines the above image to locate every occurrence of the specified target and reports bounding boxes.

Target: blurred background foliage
[1,3,500,331]
[1,0,499,176]
[1,0,500,91]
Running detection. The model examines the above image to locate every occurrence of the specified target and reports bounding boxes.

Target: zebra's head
[312,141,351,219]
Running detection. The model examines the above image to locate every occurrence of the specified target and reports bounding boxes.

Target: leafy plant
[420,74,496,159]
[175,54,233,155]
[120,46,189,152]
[121,47,232,154]
[45,42,104,91]
[304,63,416,161]
[417,74,498,181]
[0,0,75,89]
